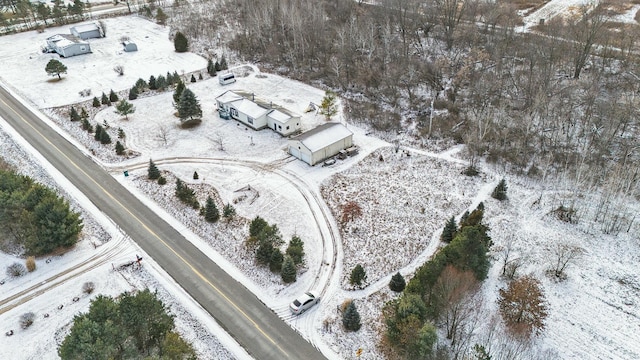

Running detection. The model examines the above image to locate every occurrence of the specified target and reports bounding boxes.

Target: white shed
[288,123,353,166]
[70,23,103,40]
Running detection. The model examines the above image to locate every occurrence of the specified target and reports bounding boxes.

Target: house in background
[288,122,353,166]
[44,34,91,58]
[215,90,301,136]
[70,23,104,40]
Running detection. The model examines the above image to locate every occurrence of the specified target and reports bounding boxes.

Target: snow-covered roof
[71,23,100,33]
[215,90,243,104]
[291,122,352,152]
[234,98,270,119]
[268,109,291,123]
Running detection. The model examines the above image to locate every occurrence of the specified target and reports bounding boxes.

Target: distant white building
[70,23,104,40]
[45,34,91,58]
[288,123,353,166]
[215,90,301,136]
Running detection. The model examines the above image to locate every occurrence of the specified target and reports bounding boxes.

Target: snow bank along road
[0,84,327,360]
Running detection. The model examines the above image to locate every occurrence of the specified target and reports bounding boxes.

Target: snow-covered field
[1,13,640,360]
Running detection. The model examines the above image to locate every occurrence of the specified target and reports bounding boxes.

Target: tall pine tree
[177,88,202,122]
[281,256,296,283]
[148,159,160,180]
[440,216,457,243]
[204,196,219,223]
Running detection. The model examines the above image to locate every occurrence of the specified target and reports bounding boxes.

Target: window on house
[286,126,290,130]
[247,116,254,124]
[231,108,238,118]
[278,125,282,130]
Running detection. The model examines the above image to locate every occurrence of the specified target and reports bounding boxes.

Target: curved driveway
[0,85,327,360]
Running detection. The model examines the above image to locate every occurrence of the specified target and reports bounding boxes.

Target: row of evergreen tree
[384,203,492,358]
[248,216,305,283]
[68,105,128,156]
[0,169,83,256]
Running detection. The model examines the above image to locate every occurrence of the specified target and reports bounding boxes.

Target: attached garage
[288,123,353,166]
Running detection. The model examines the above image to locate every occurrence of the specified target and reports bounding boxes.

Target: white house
[45,34,91,58]
[215,90,301,136]
[70,23,104,40]
[288,122,353,166]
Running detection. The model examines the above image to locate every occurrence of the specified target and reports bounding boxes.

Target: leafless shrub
[155,125,169,146]
[340,298,352,313]
[82,281,95,294]
[340,201,362,224]
[6,262,27,278]
[113,65,124,76]
[119,35,130,42]
[79,88,92,97]
[20,312,35,329]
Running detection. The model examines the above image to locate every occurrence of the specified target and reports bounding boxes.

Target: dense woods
[166,0,640,233]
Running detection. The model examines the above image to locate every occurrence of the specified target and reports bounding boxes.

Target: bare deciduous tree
[214,131,225,151]
[155,125,169,147]
[113,65,124,76]
[433,265,479,345]
[548,242,583,280]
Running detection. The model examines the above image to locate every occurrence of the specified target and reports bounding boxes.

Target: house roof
[234,99,270,119]
[291,123,352,152]
[72,23,100,33]
[268,109,292,123]
[47,34,87,48]
[216,90,243,104]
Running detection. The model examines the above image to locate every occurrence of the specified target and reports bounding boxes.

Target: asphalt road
[0,85,327,360]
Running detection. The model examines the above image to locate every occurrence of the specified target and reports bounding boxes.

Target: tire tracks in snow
[0,236,129,315]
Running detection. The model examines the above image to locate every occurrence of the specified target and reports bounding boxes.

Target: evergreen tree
[128,86,138,100]
[214,60,221,72]
[94,124,103,141]
[148,75,157,90]
[175,179,199,208]
[45,59,67,79]
[69,107,80,121]
[350,264,367,288]
[158,176,167,185]
[269,248,284,272]
[190,74,196,83]
[109,89,119,102]
[148,159,160,180]
[441,216,457,243]
[115,141,125,155]
[286,235,305,265]
[117,128,125,139]
[135,78,147,91]
[156,75,167,90]
[223,203,236,219]
[166,71,174,85]
[342,302,361,331]
[100,130,111,144]
[256,241,274,265]
[177,88,202,122]
[82,118,93,132]
[220,55,228,70]
[204,196,219,223]
[319,90,338,121]
[118,289,175,354]
[281,256,296,283]
[80,107,88,121]
[389,272,406,292]
[492,179,508,201]
[156,8,168,25]
[198,72,203,80]
[249,216,268,237]
[174,31,188,52]
[207,59,216,76]
[115,100,135,120]
[101,92,109,105]
[172,80,185,107]
[92,96,101,107]
[193,171,199,180]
